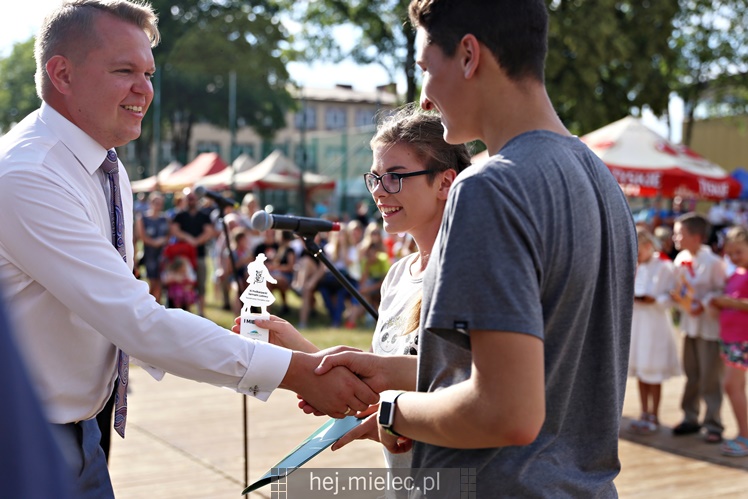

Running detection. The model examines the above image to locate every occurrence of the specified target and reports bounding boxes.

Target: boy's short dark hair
[676,212,711,242]
[408,0,549,83]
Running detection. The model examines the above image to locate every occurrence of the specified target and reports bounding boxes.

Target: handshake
[232,315,416,454]
[232,316,411,420]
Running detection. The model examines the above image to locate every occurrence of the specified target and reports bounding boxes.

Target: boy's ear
[459,34,481,79]
[437,169,458,200]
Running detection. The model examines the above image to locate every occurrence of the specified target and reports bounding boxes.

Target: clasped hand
[231,317,379,418]
[279,348,380,418]
[305,351,413,454]
[231,316,412,450]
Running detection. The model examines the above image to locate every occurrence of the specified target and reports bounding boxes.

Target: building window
[354,108,376,128]
[325,107,347,130]
[233,143,255,160]
[294,107,317,131]
[325,145,345,170]
[272,143,289,157]
[196,141,221,155]
[294,145,307,170]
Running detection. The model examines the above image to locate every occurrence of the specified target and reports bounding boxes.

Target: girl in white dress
[628,226,682,434]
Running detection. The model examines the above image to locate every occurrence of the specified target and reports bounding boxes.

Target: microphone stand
[224,219,378,488]
[298,233,378,321]
[215,202,250,489]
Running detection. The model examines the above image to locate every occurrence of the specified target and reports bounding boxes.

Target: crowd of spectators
[132,187,748,457]
[629,197,748,457]
[132,188,413,327]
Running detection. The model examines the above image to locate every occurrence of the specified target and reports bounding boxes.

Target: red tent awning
[581,116,741,200]
[159,152,228,192]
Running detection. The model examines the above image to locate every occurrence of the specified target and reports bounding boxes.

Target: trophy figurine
[239,253,277,342]
[669,267,695,315]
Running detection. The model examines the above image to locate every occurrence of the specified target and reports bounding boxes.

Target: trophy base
[240,312,270,342]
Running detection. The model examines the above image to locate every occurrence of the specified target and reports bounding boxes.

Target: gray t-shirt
[412,131,637,497]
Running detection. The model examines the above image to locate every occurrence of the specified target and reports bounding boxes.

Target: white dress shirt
[672,244,726,341]
[0,103,291,424]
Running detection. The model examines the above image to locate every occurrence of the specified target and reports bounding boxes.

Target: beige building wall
[188,85,398,165]
[184,85,399,212]
[687,115,748,171]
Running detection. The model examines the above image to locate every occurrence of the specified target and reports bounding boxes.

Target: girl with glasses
[234,104,471,467]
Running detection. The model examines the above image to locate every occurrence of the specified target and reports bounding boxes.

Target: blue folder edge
[242,415,364,495]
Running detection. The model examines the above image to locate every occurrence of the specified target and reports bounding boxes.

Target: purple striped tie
[101,149,129,438]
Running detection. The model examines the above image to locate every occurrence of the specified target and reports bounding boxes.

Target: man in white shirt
[0,1,376,496]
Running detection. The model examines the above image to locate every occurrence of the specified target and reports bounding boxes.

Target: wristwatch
[378,390,405,437]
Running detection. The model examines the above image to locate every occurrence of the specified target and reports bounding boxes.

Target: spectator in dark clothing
[170,187,217,316]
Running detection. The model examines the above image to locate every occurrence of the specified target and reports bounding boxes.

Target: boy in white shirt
[671,212,727,443]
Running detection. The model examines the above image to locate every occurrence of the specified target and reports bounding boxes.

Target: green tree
[670,0,748,145]
[284,1,678,134]
[545,0,679,135]
[280,0,415,102]
[135,0,296,167]
[0,38,39,133]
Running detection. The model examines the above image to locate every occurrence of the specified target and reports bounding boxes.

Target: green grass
[202,272,374,351]
[136,250,375,351]
[204,296,373,351]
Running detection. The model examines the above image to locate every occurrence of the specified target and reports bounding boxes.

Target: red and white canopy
[581,116,741,200]
[228,149,335,192]
[159,152,228,193]
[194,153,257,190]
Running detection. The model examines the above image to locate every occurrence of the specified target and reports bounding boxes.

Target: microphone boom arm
[299,235,379,322]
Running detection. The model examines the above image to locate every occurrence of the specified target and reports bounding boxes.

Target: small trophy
[669,265,695,314]
[675,273,695,314]
[239,253,277,342]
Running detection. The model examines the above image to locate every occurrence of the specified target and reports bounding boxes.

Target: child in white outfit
[670,213,727,443]
[628,227,681,434]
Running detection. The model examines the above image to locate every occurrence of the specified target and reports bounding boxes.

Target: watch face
[378,401,393,426]
[378,410,388,426]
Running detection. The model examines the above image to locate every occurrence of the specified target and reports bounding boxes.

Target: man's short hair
[408,0,549,83]
[34,0,160,99]
[675,212,711,242]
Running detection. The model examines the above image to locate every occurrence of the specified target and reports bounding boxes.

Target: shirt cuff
[239,340,292,401]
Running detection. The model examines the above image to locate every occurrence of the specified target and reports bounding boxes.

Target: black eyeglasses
[363,170,432,194]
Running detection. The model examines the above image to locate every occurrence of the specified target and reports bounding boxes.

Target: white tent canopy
[228,149,335,191]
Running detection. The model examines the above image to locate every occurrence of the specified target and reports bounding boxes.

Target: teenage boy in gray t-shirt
[315,1,637,496]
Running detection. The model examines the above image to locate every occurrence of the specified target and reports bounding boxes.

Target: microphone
[193,185,238,209]
[250,210,340,234]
